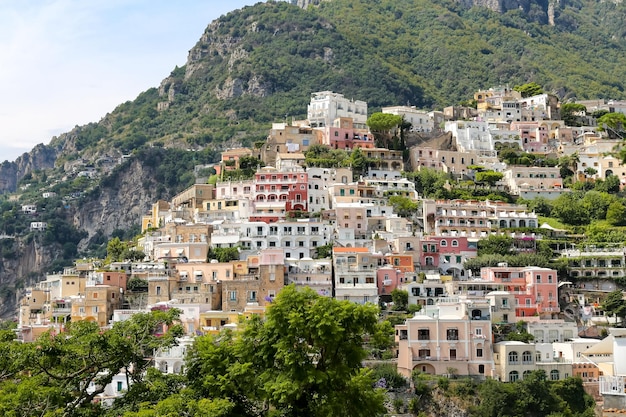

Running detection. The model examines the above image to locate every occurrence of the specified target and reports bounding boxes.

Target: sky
[0,0,262,163]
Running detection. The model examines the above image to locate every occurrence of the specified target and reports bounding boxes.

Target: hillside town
[15,88,626,410]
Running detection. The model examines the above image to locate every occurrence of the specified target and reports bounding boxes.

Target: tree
[558,152,579,179]
[513,82,543,98]
[560,103,586,127]
[186,285,386,417]
[583,167,597,179]
[551,193,589,225]
[606,201,626,226]
[478,235,513,256]
[475,170,503,186]
[520,197,552,217]
[391,288,409,311]
[107,236,126,262]
[314,243,333,259]
[367,113,402,147]
[0,309,183,417]
[207,246,239,262]
[238,155,262,171]
[597,112,626,132]
[580,190,614,221]
[505,321,534,343]
[602,290,626,326]
[388,195,419,218]
[366,113,403,133]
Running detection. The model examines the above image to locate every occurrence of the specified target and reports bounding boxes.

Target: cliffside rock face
[292,0,327,8]
[0,237,60,319]
[455,0,532,13]
[0,144,58,194]
[74,158,161,249]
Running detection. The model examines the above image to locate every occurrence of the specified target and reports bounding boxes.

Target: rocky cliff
[74,157,163,249]
[0,144,58,194]
[0,237,61,319]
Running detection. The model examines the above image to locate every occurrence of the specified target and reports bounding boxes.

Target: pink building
[376,266,404,297]
[418,236,478,279]
[251,167,308,223]
[323,117,374,150]
[395,297,494,378]
[480,266,559,319]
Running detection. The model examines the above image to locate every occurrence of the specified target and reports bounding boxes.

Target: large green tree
[598,112,626,132]
[185,285,386,417]
[513,82,543,98]
[0,309,183,417]
[602,290,626,326]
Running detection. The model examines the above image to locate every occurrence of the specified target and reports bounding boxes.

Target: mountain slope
[2,0,626,317]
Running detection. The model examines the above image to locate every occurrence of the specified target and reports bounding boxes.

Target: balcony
[383,279,393,286]
[412,356,470,362]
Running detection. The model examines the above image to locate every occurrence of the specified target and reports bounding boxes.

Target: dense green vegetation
[0,286,598,417]
[38,0,626,162]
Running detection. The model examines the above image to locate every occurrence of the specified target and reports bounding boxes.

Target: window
[476,348,483,358]
[418,329,430,340]
[522,351,533,364]
[117,381,123,392]
[92,306,99,314]
[440,240,447,246]
[451,240,458,247]
[446,328,459,341]
[249,291,257,302]
[418,349,431,359]
[550,370,560,381]
[475,328,483,336]
[508,351,519,364]
[156,286,161,296]
[509,371,519,382]
[229,291,237,301]
[536,275,541,283]
[478,364,485,374]
[548,274,553,283]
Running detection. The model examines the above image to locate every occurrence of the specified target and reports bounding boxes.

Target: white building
[30,222,47,231]
[154,336,195,374]
[382,105,434,133]
[307,91,368,129]
[286,258,332,297]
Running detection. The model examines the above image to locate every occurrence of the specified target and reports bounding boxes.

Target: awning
[194,271,203,276]
[176,249,185,255]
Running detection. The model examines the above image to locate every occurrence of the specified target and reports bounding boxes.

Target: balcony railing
[412,356,470,362]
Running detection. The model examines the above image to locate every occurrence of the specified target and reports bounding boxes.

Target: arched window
[509,371,519,382]
[523,370,532,379]
[550,370,559,381]
[508,351,519,364]
[522,351,533,364]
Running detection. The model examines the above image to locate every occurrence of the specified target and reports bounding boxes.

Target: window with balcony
[418,349,431,359]
[447,328,459,341]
